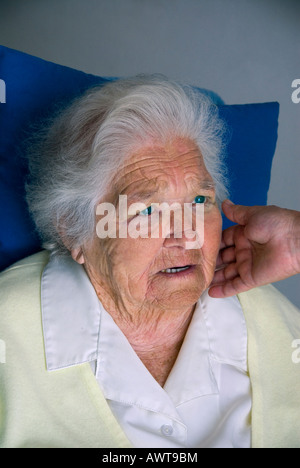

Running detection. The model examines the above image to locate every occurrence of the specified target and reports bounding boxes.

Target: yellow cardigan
[0,251,300,448]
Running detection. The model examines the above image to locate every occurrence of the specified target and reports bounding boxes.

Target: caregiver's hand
[209,200,300,298]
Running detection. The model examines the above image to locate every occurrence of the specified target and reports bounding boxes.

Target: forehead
[113,138,214,195]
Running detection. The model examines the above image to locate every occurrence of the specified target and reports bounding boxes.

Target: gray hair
[25,75,228,255]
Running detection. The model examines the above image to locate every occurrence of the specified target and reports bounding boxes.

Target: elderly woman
[0,76,299,449]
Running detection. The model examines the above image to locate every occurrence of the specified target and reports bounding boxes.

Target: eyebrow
[180,178,216,193]
[196,180,216,191]
[123,180,216,203]
[126,191,155,204]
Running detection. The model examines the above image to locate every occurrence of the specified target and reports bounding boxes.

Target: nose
[162,204,204,250]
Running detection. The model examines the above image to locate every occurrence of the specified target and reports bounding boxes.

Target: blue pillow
[219,102,279,210]
[0,45,279,272]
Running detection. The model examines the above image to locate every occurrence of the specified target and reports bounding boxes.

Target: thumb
[222,200,258,226]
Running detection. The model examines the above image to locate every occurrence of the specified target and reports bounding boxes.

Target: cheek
[85,237,116,279]
[203,210,222,257]
[111,237,162,280]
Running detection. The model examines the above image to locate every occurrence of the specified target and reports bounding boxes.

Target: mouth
[159,265,196,275]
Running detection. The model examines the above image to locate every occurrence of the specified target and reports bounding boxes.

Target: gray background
[0,0,299,306]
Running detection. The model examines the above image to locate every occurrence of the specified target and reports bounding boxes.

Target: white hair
[25,75,228,255]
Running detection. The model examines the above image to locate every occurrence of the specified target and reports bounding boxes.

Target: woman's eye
[139,205,153,216]
[194,195,206,204]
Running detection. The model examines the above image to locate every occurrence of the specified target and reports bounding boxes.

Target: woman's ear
[57,223,85,264]
[71,247,85,264]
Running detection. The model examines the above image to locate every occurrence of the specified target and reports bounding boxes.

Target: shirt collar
[41,254,101,371]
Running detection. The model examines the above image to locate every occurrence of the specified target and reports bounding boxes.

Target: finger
[208,275,251,298]
[220,231,234,251]
[210,268,226,285]
[215,250,223,268]
[228,275,253,295]
[216,242,236,268]
[221,224,239,248]
[222,224,249,250]
[208,283,235,298]
[211,262,238,285]
[222,200,259,226]
[219,246,236,265]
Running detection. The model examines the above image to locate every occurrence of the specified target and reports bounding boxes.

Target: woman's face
[80,138,222,315]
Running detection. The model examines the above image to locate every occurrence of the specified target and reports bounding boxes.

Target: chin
[145,263,211,310]
[148,280,206,312]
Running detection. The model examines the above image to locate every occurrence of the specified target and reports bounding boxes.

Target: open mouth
[160,265,193,274]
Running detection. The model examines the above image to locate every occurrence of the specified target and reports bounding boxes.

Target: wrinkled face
[81,138,222,315]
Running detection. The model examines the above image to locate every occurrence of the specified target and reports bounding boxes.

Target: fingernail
[224,199,234,205]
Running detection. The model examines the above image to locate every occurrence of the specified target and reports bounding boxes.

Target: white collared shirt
[41,255,252,448]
